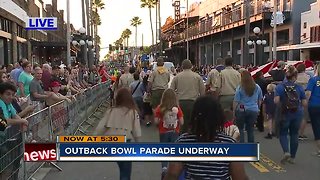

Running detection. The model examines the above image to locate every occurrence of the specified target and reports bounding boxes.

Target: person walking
[255,71,269,132]
[217,57,241,110]
[233,70,263,143]
[269,61,286,84]
[170,59,205,133]
[263,84,277,139]
[274,66,307,164]
[206,58,224,97]
[96,88,141,180]
[296,64,311,140]
[119,65,134,90]
[164,95,248,180]
[148,58,170,110]
[130,73,145,120]
[154,88,183,177]
[305,64,320,157]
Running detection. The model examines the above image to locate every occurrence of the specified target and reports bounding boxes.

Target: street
[35,122,320,180]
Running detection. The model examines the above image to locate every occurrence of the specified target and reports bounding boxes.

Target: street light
[79,27,86,34]
[71,27,94,67]
[247,26,267,66]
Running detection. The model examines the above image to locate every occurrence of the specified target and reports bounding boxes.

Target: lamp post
[66,0,71,66]
[247,27,267,66]
[72,27,94,67]
[186,0,189,60]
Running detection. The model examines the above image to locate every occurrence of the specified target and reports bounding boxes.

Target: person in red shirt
[99,65,109,83]
[154,88,184,176]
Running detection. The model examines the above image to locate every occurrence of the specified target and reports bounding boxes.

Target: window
[310,26,320,43]
[283,0,292,11]
[304,22,307,29]
[0,17,12,33]
[277,29,290,45]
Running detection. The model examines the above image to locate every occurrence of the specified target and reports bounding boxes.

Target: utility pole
[158,0,162,56]
[243,0,251,66]
[66,0,71,66]
[272,0,277,60]
[186,0,189,60]
[155,1,158,56]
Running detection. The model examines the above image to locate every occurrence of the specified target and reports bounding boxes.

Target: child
[154,88,184,178]
[46,81,74,106]
[223,109,240,141]
[263,84,276,139]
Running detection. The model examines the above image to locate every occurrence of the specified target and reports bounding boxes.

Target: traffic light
[120,44,123,50]
[125,47,128,53]
[109,44,113,51]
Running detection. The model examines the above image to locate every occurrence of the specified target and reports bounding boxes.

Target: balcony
[171,0,280,45]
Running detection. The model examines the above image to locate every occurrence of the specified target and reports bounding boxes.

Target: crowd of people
[98,56,320,180]
[0,58,107,179]
[1,55,320,179]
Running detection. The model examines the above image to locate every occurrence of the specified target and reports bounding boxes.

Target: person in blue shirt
[306,64,320,157]
[0,82,28,126]
[10,58,28,85]
[274,65,307,164]
[233,70,263,143]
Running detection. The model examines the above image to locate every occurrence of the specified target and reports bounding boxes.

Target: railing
[172,2,273,44]
[0,81,111,180]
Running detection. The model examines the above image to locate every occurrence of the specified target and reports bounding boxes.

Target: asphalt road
[36,122,319,180]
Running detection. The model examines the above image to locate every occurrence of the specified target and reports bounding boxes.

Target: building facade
[166,0,316,66]
[0,0,29,65]
[0,0,72,66]
[300,0,320,61]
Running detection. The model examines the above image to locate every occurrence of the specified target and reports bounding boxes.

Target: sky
[43,0,200,60]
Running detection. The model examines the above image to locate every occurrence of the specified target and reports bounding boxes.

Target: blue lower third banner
[58,143,259,161]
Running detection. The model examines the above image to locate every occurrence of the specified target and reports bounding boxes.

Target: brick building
[0,0,74,66]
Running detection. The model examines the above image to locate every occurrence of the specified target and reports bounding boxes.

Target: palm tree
[121,28,132,48]
[140,0,156,46]
[130,16,142,47]
[92,0,105,40]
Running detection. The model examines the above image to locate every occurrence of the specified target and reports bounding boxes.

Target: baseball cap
[50,81,61,88]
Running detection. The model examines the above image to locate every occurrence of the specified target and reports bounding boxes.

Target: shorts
[143,102,153,115]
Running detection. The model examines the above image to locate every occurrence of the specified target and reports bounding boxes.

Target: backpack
[282,84,300,113]
[162,109,179,130]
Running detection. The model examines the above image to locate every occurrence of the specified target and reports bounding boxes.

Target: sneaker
[264,133,272,139]
[298,136,305,140]
[280,153,291,164]
[287,158,295,164]
[312,151,320,157]
[146,121,151,126]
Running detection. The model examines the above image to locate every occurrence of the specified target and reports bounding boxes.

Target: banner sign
[174,1,181,21]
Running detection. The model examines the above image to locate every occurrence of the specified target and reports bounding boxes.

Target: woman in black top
[165,96,248,180]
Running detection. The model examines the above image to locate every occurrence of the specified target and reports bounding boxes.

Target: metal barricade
[15,81,110,179]
[0,126,24,180]
[23,107,51,180]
